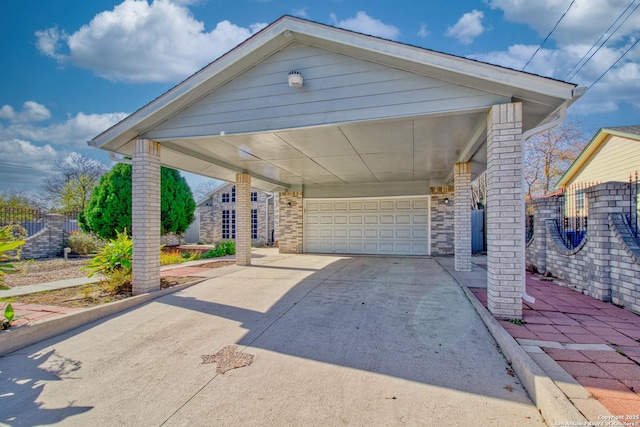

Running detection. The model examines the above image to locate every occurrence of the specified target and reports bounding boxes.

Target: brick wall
[19,214,67,259]
[198,185,273,245]
[430,186,454,256]
[276,192,303,254]
[526,182,640,315]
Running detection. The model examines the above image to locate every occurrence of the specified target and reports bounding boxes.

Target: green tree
[81,163,196,240]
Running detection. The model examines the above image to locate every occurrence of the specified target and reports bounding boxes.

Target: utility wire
[565,0,640,81]
[589,37,640,88]
[522,0,576,71]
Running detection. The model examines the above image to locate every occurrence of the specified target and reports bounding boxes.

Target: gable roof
[556,125,640,188]
[89,15,580,192]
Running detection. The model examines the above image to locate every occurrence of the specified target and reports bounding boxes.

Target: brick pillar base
[276,192,303,254]
[454,162,472,271]
[132,139,161,295]
[235,173,252,265]
[486,103,524,319]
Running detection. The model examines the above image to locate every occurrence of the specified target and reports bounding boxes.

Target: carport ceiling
[155,112,487,190]
[91,15,577,192]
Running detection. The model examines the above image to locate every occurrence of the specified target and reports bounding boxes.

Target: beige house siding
[566,135,640,186]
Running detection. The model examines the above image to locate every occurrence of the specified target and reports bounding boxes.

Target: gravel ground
[3,258,90,288]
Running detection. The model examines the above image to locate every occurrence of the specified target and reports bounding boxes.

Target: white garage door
[304,196,429,255]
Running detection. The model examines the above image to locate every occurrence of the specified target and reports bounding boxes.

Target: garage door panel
[380,215,394,224]
[334,229,347,238]
[304,196,429,255]
[364,229,378,238]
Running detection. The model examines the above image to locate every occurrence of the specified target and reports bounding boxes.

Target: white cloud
[475,1,640,115]
[0,102,127,148]
[446,10,486,45]
[330,11,401,40]
[487,0,640,46]
[0,140,59,190]
[36,0,267,83]
[292,8,308,18]
[0,101,51,123]
[417,23,430,38]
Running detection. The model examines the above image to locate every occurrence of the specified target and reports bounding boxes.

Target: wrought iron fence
[525,198,534,244]
[554,183,588,249]
[628,171,639,243]
[0,208,81,237]
[0,207,45,236]
[63,212,81,234]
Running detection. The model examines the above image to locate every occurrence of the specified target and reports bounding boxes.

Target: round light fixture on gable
[288,70,303,88]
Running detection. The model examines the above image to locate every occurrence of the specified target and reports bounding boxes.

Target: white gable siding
[570,136,640,185]
[144,43,509,140]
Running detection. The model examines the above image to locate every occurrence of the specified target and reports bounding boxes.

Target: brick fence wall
[526,182,640,315]
[20,214,67,259]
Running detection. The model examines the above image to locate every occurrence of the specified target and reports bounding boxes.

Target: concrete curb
[462,287,588,426]
[0,280,204,357]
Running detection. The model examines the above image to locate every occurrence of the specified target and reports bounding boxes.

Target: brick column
[531,197,556,273]
[235,173,252,265]
[486,103,524,319]
[132,138,161,295]
[454,162,472,271]
[430,186,454,256]
[276,192,304,253]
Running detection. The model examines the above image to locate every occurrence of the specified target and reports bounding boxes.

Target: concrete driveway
[1,249,544,426]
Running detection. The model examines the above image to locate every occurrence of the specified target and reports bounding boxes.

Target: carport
[90,16,581,318]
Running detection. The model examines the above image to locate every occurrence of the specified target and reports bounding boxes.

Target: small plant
[66,232,105,255]
[509,318,526,325]
[83,229,132,294]
[160,250,186,265]
[1,303,15,330]
[0,224,25,329]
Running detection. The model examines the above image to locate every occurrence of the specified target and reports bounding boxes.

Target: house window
[251,192,257,202]
[222,210,236,239]
[222,186,236,203]
[251,209,258,239]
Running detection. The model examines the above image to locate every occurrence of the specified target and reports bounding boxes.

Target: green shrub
[66,232,105,255]
[201,240,235,259]
[217,240,235,256]
[83,230,132,294]
[0,224,25,327]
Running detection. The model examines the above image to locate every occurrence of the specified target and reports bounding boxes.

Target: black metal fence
[628,171,639,243]
[554,183,588,249]
[0,208,44,236]
[0,208,80,237]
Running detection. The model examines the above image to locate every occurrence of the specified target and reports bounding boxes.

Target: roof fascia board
[556,128,608,188]
[557,126,640,188]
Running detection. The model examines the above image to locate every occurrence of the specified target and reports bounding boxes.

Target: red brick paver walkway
[471,274,640,415]
[6,303,81,327]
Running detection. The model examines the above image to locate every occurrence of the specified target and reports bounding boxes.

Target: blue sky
[1,0,639,194]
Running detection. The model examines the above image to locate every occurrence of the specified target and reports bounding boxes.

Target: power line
[589,37,640,88]
[522,0,576,71]
[565,0,640,81]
